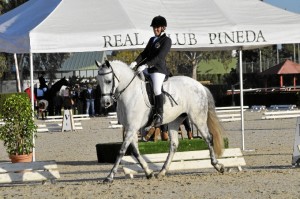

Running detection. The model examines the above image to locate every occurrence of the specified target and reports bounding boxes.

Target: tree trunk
[192,63,197,80]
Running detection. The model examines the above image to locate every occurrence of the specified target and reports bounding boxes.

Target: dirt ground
[0,111,300,199]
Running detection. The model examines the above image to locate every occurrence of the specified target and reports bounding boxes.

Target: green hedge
[96,138,229,163]
[0,93,29,117]
[137,138,229,154]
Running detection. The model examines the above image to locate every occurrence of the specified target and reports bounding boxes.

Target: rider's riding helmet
[150,16,167,27]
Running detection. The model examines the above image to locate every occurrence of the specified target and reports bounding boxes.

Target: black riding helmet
[150,16,167,27]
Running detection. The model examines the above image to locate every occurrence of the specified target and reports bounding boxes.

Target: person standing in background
[84,84,95,117]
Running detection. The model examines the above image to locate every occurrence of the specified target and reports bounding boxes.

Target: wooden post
[280,75,283,87]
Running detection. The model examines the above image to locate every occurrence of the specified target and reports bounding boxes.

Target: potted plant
[0,94,37,163]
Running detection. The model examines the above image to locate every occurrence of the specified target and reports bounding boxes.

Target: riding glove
[129,61,137,69]
[137,64,147,73]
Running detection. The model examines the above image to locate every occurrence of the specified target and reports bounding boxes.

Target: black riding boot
[153,94,164,127]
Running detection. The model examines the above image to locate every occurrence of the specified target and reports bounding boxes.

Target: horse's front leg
[130,133,154,179]
[156,119,182,178]
[103,129,135,183]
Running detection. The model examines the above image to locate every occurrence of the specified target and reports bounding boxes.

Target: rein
[98,67,138,102]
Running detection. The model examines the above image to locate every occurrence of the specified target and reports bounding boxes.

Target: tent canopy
[1,0,300,53]
[262,60,300,75]
[2,0,300,151]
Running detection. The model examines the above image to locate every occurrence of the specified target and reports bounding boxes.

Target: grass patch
[136,138,228,155]
[198,59,237,74]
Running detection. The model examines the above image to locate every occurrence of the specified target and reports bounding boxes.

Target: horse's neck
[49,84,61,95]
[114,67,139,93]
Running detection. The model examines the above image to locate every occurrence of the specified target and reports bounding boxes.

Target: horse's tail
[205,87,224,157]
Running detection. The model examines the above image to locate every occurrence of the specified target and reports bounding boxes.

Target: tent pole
[30,52,36,162]
[13,53,21,92]
[239,49,245,150]
[294,44,296,62]
[259,49,262,72]
[298,44,300,64]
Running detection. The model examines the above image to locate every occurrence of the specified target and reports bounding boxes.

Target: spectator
[84,84,95,117]
[63,87,73,110]
[38,99,48,120]
[53,91,63,115]
[95,84,109,116]
[160,117,193,141]
[71,84,80,114]
[38,71,47,89]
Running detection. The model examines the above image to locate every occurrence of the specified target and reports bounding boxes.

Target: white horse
[96,60,225,183]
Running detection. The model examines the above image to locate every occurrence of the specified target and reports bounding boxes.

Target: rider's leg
[160,124,169,141]
[183,117,193,139]
[150,72,165,127]
[154,94,164,126]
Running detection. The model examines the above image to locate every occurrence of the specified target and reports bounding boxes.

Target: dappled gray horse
[96,60,225,183]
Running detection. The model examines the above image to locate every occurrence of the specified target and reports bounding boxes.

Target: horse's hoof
[146,172,154,179]
[220,165,225,174]
[215,163,225,174]
[156,169,166,179]
[103,178,113,184]
[155,173,165,179]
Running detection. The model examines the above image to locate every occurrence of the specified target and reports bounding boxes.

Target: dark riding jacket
[135,33,172,76]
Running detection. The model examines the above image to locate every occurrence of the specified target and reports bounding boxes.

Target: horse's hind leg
[197,124,224,173]
[156,117,183,178]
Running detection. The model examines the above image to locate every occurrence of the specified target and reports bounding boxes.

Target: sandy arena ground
[0,111,300,199]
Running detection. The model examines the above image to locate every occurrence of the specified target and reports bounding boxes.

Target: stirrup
[153,114,163,127]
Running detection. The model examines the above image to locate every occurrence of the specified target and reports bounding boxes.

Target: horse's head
[95,60,119,108]
[60,77,70,87]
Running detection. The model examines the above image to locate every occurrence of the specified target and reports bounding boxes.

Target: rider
[130,15,172,127]
[39,71,47,90]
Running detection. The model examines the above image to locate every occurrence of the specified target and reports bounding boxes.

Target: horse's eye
[105,80,111,84]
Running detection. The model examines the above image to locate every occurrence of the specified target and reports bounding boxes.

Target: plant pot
[96,143,132,163]
[9,153,33,163]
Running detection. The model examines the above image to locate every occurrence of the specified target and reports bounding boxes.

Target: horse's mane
[109,60,128,66]
[109,60,129,68]
[107,60,135,75]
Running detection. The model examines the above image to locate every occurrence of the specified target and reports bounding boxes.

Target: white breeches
[144,69,165,95]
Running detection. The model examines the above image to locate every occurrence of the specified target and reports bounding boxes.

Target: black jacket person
[131,16,172,127]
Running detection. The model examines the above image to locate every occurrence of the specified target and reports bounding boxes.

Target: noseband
[97,66,138,102]
[97,67,119,101]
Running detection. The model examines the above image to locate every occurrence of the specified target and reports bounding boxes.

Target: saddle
[141,73,178,124]
[142,74,173,107]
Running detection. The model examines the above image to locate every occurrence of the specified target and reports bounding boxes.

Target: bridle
[97,64,138,102]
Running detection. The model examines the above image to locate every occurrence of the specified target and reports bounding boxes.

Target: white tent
[1,0,300,53]
[1,0,300,153]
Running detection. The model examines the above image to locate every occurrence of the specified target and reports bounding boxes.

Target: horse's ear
[95,60,101,68]
[105,60,111,68]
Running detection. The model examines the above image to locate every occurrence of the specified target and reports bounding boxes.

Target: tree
[111,50,233,80]
[32,53,71,84]
[0,53,8,79]
[182,52,202,79]
[183,51,233,79]
[109,50,141,64]
[0,0,28,14]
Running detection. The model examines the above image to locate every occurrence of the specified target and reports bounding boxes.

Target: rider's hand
[137,64,147,73]
[129,61,137,69]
